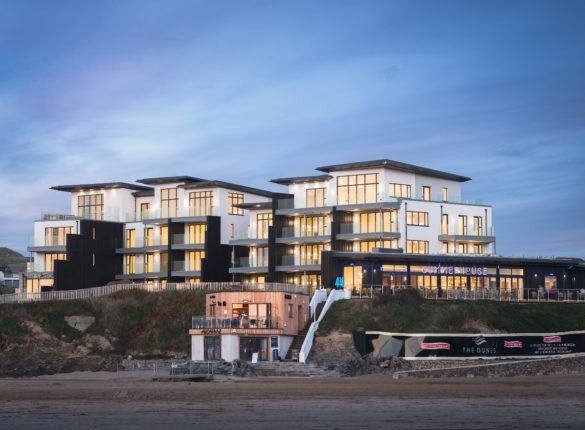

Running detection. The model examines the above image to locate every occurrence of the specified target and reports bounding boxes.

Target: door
[344,265,363,294]
[204,336,221,361]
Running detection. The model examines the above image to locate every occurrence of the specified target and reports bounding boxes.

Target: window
[458,215,468,235]
[358,211,397,233]
[187,224,206,244]
[144,227,154,246]
[457,243,469,253]
[299,216,329,236]
[389,183,411,198]
[406,240,429,254]
[228,192,244,215]
[441,214,449,234]
[161,188,178,218]
[45,227,72,246]
[124,255,136,274]
[306,188,326,208]
[337,174,378,205]
[92,253,96,266]
[355,239,398,252]
[257,213,272,239]
[442,187,448,202]
[442,242,449,253]
[252,246,269,267]
[125,229,136,248]
[187,251,205,271]
[145,254,155,272]
[473,244,484,254]
[422,186,431,201]
[406,211,429,226]
[44,253,66,272]
[91,228,96,240]
[230,224,235,239]
[295,244,327,265]
[189,191,213,216]
[473,216,483,235]
[77,194,104,220]
[140,203,150,220]
[160,225,169,246]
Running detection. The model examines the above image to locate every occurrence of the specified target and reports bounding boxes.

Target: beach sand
[1,373,585,429]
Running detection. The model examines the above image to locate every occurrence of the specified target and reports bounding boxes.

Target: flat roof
[270,174,333,185]
[326,251,585,268]
[181,180,275,198]
[132,189,155,197]
[315,159,471,182]
[51,182,153,192]
[136,176,207,185]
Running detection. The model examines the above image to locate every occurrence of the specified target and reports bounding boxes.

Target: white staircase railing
[309,288,328,319]
[299,289,350,364]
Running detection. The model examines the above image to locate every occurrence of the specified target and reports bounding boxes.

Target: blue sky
[0,0,584,257]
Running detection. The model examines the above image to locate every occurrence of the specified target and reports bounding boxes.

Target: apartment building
[228,159,585,296]
[24,178,275,293]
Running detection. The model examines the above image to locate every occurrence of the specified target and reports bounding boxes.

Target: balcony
[116,237,166,253]
[229,227,269,246]
[27,236,68,253]
[438,224,496,243]
[171,260,201,277]
[275,198,333,216]
[335,198,400,212]
[337,222,400,241]
[191,316,282,332]
[276,225,331,244]
[171,234,205,250]
[275,254,321,272]
[117,261,167,280]
[229,257,268,274]
[410,192,486,206]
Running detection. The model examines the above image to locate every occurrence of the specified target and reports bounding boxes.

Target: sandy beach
[1,373,585,429]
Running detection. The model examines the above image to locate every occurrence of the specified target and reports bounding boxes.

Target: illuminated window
[458,215,468,235]
[306,188,326,208]
[44,253,66,272]
[228,192,244,215]
[189,191,213,216]
[473,216,483,235]
[355,240,398,252]
[124,255,136,274]
[337,174,378,205]
[187,224,206,244]
[442,187,448,202]
[187,251,205,271]
[45,227,72,246]
[406,211,429,226]
[125,229,136,248]
[389,183,411,198]
[257,213,273,239]
[422,186,431,201]
[358,211,397,233]
[161,188,178,218]
[441,214,449,234]
[140,203,150,220]
[78,194,103,220]
[406,240,429,254]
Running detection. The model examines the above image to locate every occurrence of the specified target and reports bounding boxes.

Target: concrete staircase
[253,362,338,377]
[285,302,327,360]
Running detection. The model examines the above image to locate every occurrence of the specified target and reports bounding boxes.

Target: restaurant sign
[421,265,489,276]
[355,330,585,359]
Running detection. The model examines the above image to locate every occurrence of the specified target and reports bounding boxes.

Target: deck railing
[0,282,309,305]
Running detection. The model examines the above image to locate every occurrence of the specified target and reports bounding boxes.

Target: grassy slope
[0,247,27,266]
[318,293,585,335]
[0,289,206,357]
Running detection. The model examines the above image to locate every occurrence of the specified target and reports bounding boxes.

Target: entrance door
[239,337,269,362]
[545,276,557,291]
[204,336,221,361]
[343,266,363,294]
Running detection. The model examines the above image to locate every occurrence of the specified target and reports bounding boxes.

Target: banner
[355,330,585,359]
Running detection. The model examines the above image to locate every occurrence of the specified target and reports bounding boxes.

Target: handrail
[0,282,309,305]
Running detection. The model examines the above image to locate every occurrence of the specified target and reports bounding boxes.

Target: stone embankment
[309,331,585,378]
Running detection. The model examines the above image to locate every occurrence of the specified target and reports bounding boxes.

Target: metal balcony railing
[280,225,331,238]
[440,224,495,237]
[338,222,399,235]
[191,316,281,330]
[171,234,205,246]
[232,257,269,268]
[278,255,320,266]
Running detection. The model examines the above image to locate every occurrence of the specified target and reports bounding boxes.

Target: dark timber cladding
[321,250,585,291]
[53,220,123,290]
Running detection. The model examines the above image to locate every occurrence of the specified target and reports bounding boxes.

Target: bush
[372,288,422,307]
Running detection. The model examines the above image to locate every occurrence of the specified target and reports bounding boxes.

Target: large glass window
[124,255,136,274]
[355,239,398,252]
[45,227,72,246]
[160,225,169,246]
[299,215,328,236]
[337,174,379,205]
[473,216,483,235]
[228,192,244,215]
[161,188,178,218]
[343,265,363,294]
[458,215,468,235]
[406,211,429,226]
[187,251,205,271]
[44,253,66,272]
[204,336,221,361]
[140,203,150,220]
[257,213,272,239]
[422,186,431,201]
[189,191,213,216]
[77,194,104,220]
[144,227,154,246]
[295,244,327,265]
[358,211,397,233]
[389,183,411,198]
[442,187,448,202]
[239,337,269,362]
[406,240,429,254]
[441,214,449,234]
[125,229,136,248]
[306,188,326,208]
[187,224,206,244]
